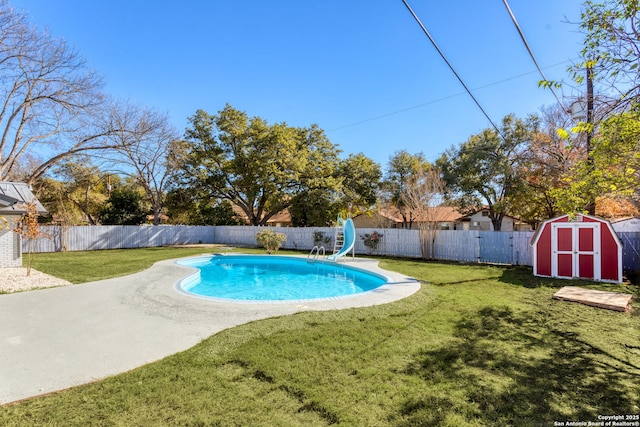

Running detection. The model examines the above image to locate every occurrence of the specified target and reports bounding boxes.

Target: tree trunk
[418,227,437,260]
[490,212,504,231]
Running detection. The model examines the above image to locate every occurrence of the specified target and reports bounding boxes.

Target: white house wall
[0,229,21,267]
[465,212,517,231]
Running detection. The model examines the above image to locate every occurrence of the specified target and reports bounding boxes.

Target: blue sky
[12,0,585,167]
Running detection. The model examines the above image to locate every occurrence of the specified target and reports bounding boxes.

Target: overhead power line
[327,59,572,132]
[501,0,568,115]
[400,0,505,140]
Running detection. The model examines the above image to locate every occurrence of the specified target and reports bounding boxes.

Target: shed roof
[0,182,47,215]
[530,213,622,247]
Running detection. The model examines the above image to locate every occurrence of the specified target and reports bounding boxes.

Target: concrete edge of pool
[0,254,420,405]
[173,253,420,305]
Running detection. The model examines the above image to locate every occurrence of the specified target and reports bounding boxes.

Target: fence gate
[478,231,513,264]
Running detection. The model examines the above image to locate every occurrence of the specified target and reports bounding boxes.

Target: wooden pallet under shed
[553,286,634,312]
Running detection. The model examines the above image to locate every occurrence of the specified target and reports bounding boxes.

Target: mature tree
[178,104,341,226]
[0,2,113,183]
[33,157,112,225]
[163,188,239,225]
[595,110,640,201]
[381,150,429,228]
[337,153,381,214]
[437,114,537,231]
[539,0,640,217]
[98,186,147,225]
[510,105,585,226]
[289,189,338,227]
[103,103,181,225]
[400,166,448,259]
[574,0,640,113]
[557,109,640,214]
[30,178,71,224]
[289,153,381,227]
[597,195,640,218]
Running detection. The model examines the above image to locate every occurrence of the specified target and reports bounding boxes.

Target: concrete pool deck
[0,255,420,405]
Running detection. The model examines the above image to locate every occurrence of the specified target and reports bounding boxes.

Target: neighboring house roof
[231,204,292,225]
[610,216,640,232]
[365,206,465,224]
[419,206,463,222]
[0,182,47,215]
[610,216,639,224]
[362,207,403,223]
[360,205,527,224]
[266,209,292,224]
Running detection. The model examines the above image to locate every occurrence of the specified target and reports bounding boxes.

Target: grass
[1,248,639,426]
[27,246,232,283]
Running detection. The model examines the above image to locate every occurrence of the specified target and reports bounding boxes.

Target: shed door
[551,223,601,280]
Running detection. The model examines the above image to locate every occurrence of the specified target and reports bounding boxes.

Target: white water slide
[327,218,355,261]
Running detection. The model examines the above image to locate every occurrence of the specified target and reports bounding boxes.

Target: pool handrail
[307,245,325,262]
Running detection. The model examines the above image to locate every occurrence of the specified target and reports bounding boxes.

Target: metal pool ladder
[308,245,325,262]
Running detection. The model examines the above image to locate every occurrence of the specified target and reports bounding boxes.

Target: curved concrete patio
[0,256,419,405]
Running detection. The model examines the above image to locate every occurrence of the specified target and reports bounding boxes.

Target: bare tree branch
[401,167,449,260]
[0,2,113,183]
[100,103,180,225]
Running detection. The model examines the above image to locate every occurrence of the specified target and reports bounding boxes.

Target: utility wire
[501,0,569,116]
[327,59,572,132]
[401,0,505,140]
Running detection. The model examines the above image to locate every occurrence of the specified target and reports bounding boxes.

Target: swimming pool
[176,255,388,302]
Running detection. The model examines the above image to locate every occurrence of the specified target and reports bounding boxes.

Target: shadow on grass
[497,265,640,299]
[497,265,567,289]
[626,271,640,287]
[397,306,640,426]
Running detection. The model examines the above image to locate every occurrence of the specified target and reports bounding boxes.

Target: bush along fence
[20,225,640,272]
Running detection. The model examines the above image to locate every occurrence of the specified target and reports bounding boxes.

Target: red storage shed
[532,214,623,283]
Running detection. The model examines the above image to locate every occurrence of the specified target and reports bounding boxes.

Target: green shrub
[256,228,287,254]
[312,231,331,247]
[361,231,383,252]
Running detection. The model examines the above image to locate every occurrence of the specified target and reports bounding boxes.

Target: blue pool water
[177,255,387,301]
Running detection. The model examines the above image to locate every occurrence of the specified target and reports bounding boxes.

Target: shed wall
[533,215,622,283]
[601,224,620,281]
[535,225,552,276]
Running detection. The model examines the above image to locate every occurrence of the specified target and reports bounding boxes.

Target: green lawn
[26,246,228,284]
[1,248,639,426]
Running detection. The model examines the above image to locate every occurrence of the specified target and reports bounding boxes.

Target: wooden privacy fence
[433,230,534,265]
[27,225,216,253]
[213,226,426,258]
[619,231,640,273]
[22,225,640,271]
